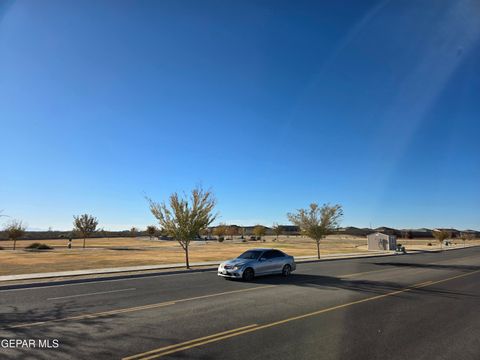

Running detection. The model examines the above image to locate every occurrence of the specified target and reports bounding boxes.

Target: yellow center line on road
[169,285,275,304]
[6,285,274,329]
[122,324,259,360]
[124,269,480,360]
[340,268,397,278]
[339,265,433,279]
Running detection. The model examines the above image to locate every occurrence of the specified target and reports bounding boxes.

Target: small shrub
[218,236,224,242]
[25,243,53,250]
[37,244,53,250]
[26,243,42,249]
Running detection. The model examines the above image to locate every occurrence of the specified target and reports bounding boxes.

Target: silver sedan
[218,248,296,281]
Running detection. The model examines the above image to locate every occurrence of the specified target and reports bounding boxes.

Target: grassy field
[0,235,478,276]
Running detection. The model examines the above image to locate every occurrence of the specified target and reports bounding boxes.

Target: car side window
[263,251,275,259]
[264,250,284,259]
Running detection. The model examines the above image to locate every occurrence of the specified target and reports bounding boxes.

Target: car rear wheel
[242,268,254,281]
[282,264,292,277]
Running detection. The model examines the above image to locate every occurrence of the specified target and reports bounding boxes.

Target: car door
[255,250,274,275]
[269,250,287,273]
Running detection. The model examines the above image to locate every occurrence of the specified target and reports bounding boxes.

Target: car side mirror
[259,257,266,262]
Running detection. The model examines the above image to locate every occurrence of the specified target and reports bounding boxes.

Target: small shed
[367,232,397,251]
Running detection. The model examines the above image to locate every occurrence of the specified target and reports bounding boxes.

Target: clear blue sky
[1,0,479,231]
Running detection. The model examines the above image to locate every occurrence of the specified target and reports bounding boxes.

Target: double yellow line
[123,269,480,360]
[123,324,259,360]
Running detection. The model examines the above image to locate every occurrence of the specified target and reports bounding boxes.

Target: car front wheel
[242,268,254,281]
[282,264,292,277]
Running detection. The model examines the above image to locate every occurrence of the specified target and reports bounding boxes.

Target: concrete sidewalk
[0,250,392,282]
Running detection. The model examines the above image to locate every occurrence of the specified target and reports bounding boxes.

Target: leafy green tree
[287,203,343,259]
[432,230,449,249]
[4,220,26,250]
[73,214,99,249]
[147,187,217,268]
[146,225,157,240]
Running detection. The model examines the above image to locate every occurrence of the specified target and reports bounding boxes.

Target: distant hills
[0,226,478,241]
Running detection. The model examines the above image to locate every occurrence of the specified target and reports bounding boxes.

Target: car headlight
[233,265,243,270]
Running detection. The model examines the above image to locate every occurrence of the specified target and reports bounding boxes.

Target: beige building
[367,232,397,251]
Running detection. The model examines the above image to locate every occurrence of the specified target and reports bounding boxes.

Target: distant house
[279,225,300,235]
[462,230,480,237]
[432,228,460,238]
[374,227,398,236]
[367,232,397,251]
[410,228,434,238]
[338,227,371,237]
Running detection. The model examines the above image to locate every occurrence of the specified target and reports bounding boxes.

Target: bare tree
[253,225,266,241]
[73,214,99,249]
[146,225,157,240]
[130,227,138,238]
[147,187,217,268]
[288,203,343,259]
[272,223,283,241]
[4,220,26,250]
[238,226,245,239]
[225,225,238,240]
[459,232,475,248]
[432,230,449,249]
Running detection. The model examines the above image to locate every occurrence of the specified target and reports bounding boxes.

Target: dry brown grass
[0,235,478,276]
[0,235,364,276]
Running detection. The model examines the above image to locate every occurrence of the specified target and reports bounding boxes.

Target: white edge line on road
[0,271,206,293]
[47,288,136,300]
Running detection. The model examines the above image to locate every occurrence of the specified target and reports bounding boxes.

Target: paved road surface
[1,247,479,359]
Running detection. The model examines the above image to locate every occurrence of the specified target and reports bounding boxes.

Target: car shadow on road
[371,262,480,272]
[243,272,479,300]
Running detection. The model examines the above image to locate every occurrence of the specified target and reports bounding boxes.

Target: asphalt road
[1,247,479,360]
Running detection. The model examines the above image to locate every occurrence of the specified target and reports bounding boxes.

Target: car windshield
[237,250,263,260]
